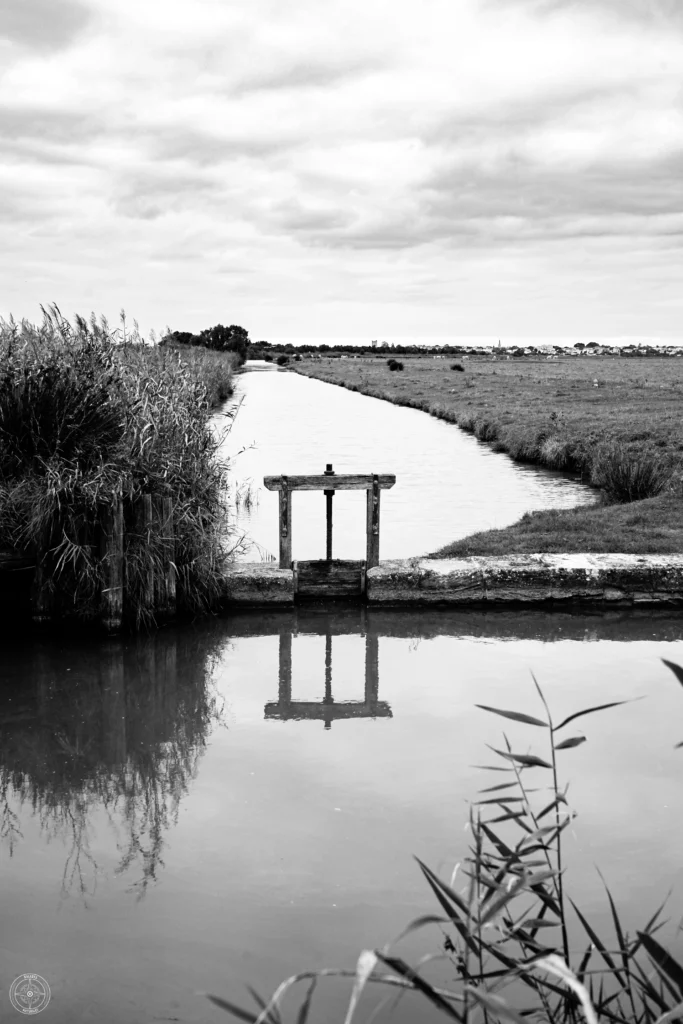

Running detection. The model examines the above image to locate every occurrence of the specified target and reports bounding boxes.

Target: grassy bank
[0,307,238,627]
[293,356,683,554]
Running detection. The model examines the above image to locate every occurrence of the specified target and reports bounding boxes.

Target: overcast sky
[1,0,682,339]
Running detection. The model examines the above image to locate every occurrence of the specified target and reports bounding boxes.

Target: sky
[1,0,682,340]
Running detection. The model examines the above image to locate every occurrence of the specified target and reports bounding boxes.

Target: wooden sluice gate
[263,465,396,603]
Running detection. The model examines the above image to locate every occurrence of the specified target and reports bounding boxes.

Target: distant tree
[164,330,199,346]
[574,342,586,350]
[198,324,250,362]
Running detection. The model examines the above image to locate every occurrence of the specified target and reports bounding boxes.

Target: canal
[221,363,593,561]
[2,367,682,1023]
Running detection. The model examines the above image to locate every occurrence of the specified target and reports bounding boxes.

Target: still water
[3,610,683,1023]
[220,364,593,561]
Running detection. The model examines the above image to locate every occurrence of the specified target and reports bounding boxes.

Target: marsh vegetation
[0,307,238,627]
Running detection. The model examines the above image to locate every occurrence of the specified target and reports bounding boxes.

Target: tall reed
[0,305,237,627]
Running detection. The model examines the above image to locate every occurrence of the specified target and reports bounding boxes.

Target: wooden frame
[263,469,396,569]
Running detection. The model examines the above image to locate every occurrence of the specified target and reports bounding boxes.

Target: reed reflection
[0,631,224,902]
[265,628,392,728]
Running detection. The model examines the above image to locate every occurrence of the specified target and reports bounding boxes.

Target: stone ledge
[366,554,683,605]
[222,555,683,606]
[222,563,294,604]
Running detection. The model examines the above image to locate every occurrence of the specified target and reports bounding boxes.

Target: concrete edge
[222,554,683,607]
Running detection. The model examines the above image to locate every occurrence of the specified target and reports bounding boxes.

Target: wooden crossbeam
[264,473,396,492]
[264,701,392,721]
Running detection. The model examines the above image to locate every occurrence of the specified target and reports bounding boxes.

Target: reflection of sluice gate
[264,631,392,729]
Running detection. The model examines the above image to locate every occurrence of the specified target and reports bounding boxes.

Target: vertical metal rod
[324,463,335,562]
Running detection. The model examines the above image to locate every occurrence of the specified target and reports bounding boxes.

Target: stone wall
[222,554,683,607]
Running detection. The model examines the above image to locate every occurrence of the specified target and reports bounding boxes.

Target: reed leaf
[570,900,627,990]
[205,994,259,1022]
[464,986,531,1024]
[637,933,683,998]
[489,748,553,769]
[295,979,317,1024]
[554,736,587,750]
[661,660,683,688]
[475,705,548,728]
[480,873,530,925]
[374,952,464,1021]
[342,951,377,1024]
[553,701,635,732]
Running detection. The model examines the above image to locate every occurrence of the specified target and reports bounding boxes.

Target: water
[3,609,683,1023]
[220,364,594,561]
[3,369,681,1022]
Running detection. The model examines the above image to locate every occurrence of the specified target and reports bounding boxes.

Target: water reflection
[0,632,224,902]
[265,631,392,727]
[2,609,683,1022]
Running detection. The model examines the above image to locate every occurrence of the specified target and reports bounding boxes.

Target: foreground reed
[0,306,238,628]
[207,661,683,1024]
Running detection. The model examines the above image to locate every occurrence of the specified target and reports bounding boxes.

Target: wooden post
[101,500,124,633]
[162,496,176,619]
[135,494,154,615]
[278,476,292,568]
[153,495,176,621]
[365,474,381,569]
[324,464,335,562]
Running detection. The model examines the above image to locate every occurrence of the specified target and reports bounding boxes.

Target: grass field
[294,354,683,554]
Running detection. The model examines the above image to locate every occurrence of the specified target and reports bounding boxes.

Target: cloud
[144,125,301,167]
[488,0,683,26]
[111,167,225,220]
[0,0,92,51]
[234,56,385,95]
[1,0,682,336]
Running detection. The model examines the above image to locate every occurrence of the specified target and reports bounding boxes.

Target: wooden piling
[162,496,176,619]
[153,495,176,621]
[135,493,155,615]
[278,476,292,568]
[100,500,124,633]
[366,474,381,569]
